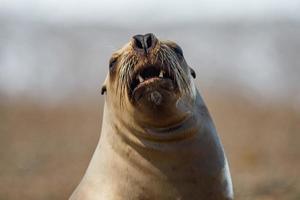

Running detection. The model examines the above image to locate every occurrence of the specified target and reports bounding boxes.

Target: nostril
[136,39,143,49]
[133,35,144,49]
[146,36,152,49]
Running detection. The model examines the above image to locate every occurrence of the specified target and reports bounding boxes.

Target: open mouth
[130,65,175,93]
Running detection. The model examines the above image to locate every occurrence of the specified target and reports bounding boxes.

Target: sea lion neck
[101,93,203,153]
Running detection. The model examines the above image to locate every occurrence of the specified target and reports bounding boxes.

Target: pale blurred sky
[1,0,300,24]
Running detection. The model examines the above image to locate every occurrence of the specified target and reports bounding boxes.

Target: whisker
[158,45,192,97]
[117,53,138,108]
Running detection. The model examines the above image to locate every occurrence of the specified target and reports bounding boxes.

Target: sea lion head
[102,33,197,129]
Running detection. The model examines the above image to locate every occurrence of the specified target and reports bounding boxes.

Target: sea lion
[70,33,234,200]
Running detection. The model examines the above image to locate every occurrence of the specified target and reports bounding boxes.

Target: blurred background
[0,0,300,199]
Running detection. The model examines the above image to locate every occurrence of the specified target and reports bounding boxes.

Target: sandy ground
[0,91,299,200]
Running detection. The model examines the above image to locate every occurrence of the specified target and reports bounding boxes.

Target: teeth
[159,70,164,78]
[138,74,144,82]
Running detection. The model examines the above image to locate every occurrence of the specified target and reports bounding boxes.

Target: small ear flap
[190,67,196,79]
[101,75,109,95]
[101,85,107,95]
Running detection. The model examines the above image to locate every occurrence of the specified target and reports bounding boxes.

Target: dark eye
[109,57,118,69]
[172,45,183,57]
